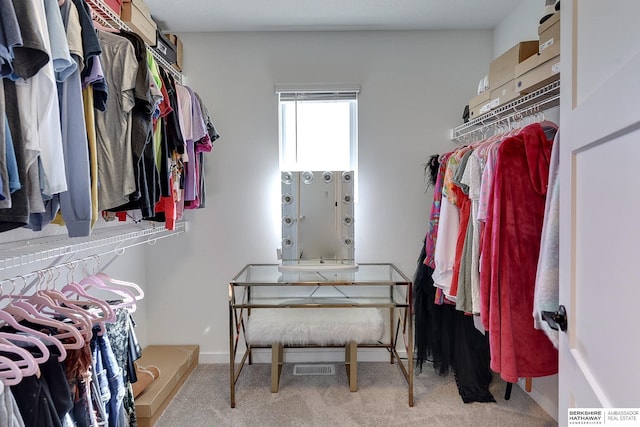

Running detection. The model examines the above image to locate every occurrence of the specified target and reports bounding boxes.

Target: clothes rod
[449,80,560,141]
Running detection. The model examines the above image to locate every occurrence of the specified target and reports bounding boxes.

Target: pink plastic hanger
[59,265,116,334]
[0,343,38,378]
[80,275,137,312]
[25,292,93,344]
[0,332,50,364]
[80,256,144,312]
[62,264,116,319]
[38,267,107,335]
[3,301,81,354]
[0,307,71,360]
[1,277,83,353]
[0,354,24,386]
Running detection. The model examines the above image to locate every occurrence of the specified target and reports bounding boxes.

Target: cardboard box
[469,90,491,119]
[538,12,560,59]
[470,101,492,120]
[489,41,539,90]
[155,31,177,65]
[165,33,184,70]
[538,10,560,35]
[104,0,122,16]
[516,54,560,94]
[121,0,157,46]
[123,0,151,18]
[514,53,541,79]
[490,79,518,109]
[135,345,199,427]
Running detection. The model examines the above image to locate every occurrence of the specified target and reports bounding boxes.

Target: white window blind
[276,84,359,173]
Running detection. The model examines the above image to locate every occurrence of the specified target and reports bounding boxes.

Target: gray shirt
[94,30,138,211]
[10,0,49,80]
[0,0,22,77]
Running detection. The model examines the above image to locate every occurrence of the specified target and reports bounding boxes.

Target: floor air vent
[293,364,336,376]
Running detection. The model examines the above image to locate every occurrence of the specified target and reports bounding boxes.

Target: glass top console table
[228,263,414,407]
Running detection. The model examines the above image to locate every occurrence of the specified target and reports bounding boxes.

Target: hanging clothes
[1,0,219,237]
[43,0,93,237]
[0,380,25,427]
[479,122,558,383]
[106,30,160,218]
[416,120,560,401]
[533,130,561,349]
[106,308,142,427]
[94,29,138,211]
[414,151,495,404]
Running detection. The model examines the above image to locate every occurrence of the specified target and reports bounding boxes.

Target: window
[277,87,358,173]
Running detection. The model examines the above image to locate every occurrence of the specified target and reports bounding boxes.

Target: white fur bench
[245,308,384,392]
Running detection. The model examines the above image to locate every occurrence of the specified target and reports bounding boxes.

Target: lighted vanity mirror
[280,171,357,272]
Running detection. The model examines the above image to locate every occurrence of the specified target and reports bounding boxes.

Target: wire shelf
[449,80,560,142]
[0,222,186,272]
[86,0,183,84]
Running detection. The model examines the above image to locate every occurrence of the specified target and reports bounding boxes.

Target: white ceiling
[146,0,526,33]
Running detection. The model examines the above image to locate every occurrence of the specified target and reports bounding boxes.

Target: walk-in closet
[1,0,638,426]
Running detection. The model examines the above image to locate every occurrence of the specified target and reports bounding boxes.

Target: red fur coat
[480,123,558,383]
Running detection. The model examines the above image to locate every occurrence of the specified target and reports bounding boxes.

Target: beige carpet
[156,362,557,427]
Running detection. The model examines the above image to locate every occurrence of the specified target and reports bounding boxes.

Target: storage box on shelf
[88,0,183,83]
[165,33,183,71]
[469,90,491,120]
[489,79,519,110]
[538,12,560,59]
[155,31,177,65]
[489,41,539,90]
[121,0,157,46]
[515,13,561,95]
[516,54,560,95]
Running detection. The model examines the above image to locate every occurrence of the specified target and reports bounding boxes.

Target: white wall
[144,30,493,363]
[493,0,542,58]
[493,0,559,421]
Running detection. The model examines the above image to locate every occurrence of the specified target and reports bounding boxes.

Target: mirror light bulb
[302,171,314,184]
[281,171,293,184]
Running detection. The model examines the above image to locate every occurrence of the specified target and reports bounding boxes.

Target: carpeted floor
[155,362,558,426]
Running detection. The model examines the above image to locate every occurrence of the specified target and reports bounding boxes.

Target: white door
[559,1,640,425]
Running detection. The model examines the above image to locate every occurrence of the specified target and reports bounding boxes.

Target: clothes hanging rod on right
[449,80,560,141]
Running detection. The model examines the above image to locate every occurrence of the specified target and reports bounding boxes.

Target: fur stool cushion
[245,308,384,346]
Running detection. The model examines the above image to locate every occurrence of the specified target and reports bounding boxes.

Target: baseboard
[199,348,408,364]
[518,375,558,421]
